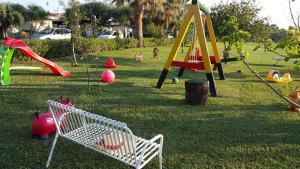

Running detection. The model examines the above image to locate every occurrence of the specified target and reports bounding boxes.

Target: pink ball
[101,69,115,83]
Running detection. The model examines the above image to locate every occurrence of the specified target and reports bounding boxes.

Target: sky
[1,0,300,29]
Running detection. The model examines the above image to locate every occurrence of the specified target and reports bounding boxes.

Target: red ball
[105,58,117,68]
[101,69,115,83]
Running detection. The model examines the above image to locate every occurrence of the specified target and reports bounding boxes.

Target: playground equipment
[265,69,292,83]
[32,97,73,140]
[289,88,300,112]
[135,53,143,62]
[105,58,117,68]
[156,1,224,96]
[9,66,43,71]
[0,39,70,86]
[32,112,56,140]
[172,77,179,84]
[101,69,115,83]
[241,57,300,110]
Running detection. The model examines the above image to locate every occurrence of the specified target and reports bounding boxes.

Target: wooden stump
[185,80,210,106]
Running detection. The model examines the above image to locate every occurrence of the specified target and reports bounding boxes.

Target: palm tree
[112,0,151,47]
[112,0,184,47]
[131,0,146,47]
[0,3,24,39]
[147,0,184,29]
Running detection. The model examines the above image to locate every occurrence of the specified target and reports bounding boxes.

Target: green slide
[0,46,15,86]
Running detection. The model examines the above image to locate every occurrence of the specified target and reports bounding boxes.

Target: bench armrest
[137,134,164,165]
[149,134,163,144]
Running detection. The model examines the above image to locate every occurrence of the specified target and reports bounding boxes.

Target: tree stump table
[185,80,210,106]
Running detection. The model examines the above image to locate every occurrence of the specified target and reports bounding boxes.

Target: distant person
[124,28,127,38]
[223,47,230,64]
[128,28,133,38]
[153,47,159,58]
[118,30,124,39]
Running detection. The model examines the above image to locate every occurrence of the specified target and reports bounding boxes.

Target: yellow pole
[206,15,221,63]
[163,7,194,70]
[193,6,213,73]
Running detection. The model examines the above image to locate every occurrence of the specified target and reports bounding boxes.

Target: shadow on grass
[32,103,299,169]
[1,79,299,168]
[10,71,57,77]
[249,63,285,67]
[80,55,146,68]
[67,68,162,81]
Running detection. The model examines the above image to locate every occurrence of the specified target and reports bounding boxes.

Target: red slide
[3,39,71,77]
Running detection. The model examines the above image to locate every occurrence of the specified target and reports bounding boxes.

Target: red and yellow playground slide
[3,39,70,77]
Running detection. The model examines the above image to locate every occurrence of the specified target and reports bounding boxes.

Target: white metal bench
[46,100,163,169]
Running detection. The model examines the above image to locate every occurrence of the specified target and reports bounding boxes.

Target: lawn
[1,42,300,169]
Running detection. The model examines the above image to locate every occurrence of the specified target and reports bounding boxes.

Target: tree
[146,0,184,30]
[269,24,288,42]
[79,2,133,37]
[112,0,146,47]
[0,3,24,39]
[26,4,48,33]
[219,16,251,58]
[112,0,184,47]
[145,22,164,38]
[254,1,300,66]
[66,0,81,66]
[9,3,29,20]
[132,0,145,47]
[112,0,128,7]
[254,28,300,65]
[289,0,299,29]
[211,0,269,41]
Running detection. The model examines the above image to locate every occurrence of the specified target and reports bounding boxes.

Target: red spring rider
[32,97,73,140]
[105,58,117,68]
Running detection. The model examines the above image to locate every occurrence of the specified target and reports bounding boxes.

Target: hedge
[4,38,174,61]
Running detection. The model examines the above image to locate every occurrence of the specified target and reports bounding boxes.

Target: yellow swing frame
[155,2,224,97]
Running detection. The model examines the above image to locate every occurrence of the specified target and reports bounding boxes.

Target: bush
[5,38,174,62]
[145,23,164,38]
[144,38,174,47]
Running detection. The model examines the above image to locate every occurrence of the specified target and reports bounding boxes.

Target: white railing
[46,100,163,169]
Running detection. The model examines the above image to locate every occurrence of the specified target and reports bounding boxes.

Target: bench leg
[159,137,163,169]
[45,133,59,168]
[159,149,162,169]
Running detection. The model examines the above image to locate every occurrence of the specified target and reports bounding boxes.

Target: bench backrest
[48,100,138,161]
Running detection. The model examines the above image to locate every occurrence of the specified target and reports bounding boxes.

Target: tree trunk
[2,27,6,39]
[2,27,9,39]
[185,80,210,106]
[72,42,78,66]
[134,1,144,48]
[30,21,34,34]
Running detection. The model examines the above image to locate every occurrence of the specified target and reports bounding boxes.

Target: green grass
[1,42,300,169]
